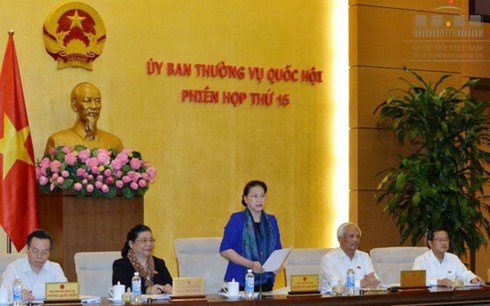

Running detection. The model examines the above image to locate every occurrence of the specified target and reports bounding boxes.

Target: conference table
[93,286,490,306]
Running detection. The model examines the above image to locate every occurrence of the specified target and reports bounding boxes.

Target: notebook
[400,270,426,288]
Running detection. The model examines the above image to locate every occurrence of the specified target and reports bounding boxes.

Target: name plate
[172,277,204,296]
[45,282,79,301]
[290,274,319,292]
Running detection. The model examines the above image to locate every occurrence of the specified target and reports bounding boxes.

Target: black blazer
[112,256,173,293]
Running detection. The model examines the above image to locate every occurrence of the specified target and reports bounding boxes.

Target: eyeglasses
[29,248,50,256]
[135,238,156,244]
[248,194,266,199]
[432,238,449,242]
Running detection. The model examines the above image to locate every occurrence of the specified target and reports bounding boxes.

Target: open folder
[262,247,292,272]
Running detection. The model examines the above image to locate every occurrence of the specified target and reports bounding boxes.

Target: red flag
[0,32,39,251]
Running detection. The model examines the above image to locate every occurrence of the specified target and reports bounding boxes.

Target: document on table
[262,247,292,272]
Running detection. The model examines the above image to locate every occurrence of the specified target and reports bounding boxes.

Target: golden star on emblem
[68,9,86,30]
[0,114,33,179]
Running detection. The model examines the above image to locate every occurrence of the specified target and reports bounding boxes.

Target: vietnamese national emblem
[43,2,106,70]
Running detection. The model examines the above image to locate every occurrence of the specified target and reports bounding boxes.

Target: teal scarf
[242,208,276,283]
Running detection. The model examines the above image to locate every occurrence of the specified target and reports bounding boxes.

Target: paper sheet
[262,247,292,272]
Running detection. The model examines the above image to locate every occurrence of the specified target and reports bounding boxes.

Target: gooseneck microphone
[259,251,263,299]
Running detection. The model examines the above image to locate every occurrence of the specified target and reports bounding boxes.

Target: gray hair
[337,222,362,239]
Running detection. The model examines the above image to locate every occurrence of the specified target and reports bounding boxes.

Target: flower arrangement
[36,145,156,199]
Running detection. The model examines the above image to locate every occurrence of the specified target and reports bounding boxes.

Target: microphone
[259,251,263,299]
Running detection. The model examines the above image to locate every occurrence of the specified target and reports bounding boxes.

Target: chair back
[174,237,227,294]
[74,251,121,297]
[0,253,24,284]
[284,248,331,287]
[370,246,428,285]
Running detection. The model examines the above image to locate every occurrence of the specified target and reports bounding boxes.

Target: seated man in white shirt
[320,222,380,292]
[412,228,484,287]
[1,229,67,300]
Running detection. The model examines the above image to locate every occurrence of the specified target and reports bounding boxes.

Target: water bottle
[131,272,142,305]
[244,269,254,300]
[12,276,22,306]
[346,268,355,295]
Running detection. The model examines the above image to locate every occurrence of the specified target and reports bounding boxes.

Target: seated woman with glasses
[112,224,173,294]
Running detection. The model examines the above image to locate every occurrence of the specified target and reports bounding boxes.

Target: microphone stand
[259,251,263,300]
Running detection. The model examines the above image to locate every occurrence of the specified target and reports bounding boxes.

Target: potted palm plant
[374,67,490,265]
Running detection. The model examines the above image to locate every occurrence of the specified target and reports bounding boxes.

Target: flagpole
[5,29,13,255]
[6,237,11,253]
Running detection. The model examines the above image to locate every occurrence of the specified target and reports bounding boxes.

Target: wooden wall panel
[350,128,413,191]
[463,22,490,79]
[38,192,144,281]
[350,5,463,72]
[349,0,466,12]
[350,190,425,253]
[350,67,466,128]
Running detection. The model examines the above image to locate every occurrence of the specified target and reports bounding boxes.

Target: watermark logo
[410,5,487,62]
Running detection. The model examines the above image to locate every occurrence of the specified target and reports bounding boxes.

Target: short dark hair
[121,224,152,257]
[27,229,53,250]
[426,228,448,247]
[241,180,268,206]
[427,228,448,241]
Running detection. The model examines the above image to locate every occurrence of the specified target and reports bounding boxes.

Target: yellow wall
[0,0,346,285]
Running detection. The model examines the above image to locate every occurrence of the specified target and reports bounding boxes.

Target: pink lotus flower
[74,183,83,191]
[61,146,72,154]
[111,159,123,170]
[50,160,62,173]
[130,158,142,170]
[116,151,129,164]
[76,168,85,177]
[39,176,49,185]
[127,171,140,182]
[86,157,99,169]
[65,153,77,166]
[97,149,111,164]
[147,167,157,181]
[78,149,91,162]
[116,180,124,188]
